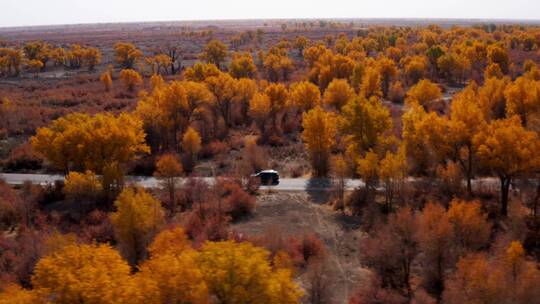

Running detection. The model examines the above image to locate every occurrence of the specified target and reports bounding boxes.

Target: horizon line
[2,16,540,30]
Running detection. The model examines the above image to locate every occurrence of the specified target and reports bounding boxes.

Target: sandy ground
[232,192,369,303]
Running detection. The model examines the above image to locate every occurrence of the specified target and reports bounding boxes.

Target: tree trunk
[533,181,540,219]
[500,175,511,217]
[466,145,473,195]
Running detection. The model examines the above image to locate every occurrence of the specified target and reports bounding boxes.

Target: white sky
[1,0,539,27]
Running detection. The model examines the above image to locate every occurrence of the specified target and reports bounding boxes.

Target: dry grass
[232,192,367,303]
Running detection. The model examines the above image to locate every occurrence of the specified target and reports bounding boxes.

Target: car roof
[259,170,278,174]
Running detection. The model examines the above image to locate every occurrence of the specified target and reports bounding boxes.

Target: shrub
[221,181,256,221]
[286,233,327,267]
[0,181,22,230]
[183,201,230,245]
[63,171,102,203]
[3,142,43,172]
[388,81,406,103]
[201,140,229,158]
[119,69,142,92]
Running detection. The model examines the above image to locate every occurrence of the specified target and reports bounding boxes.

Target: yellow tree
[487,44,509,73]
[154,153,183,206]
[437,53,471,84]
[229,52,257,79]
[289,81,321,112]
[478,76,509,120]
[200,39,228,69]
[100,70,113,91]
[31,112,149,190]
[50,47,66,67]
[119,69,143,92]
[263,49,294,82]
[0,284,45,304]
[249,92,272,137]
[340,95,392,155]
[136,228,210,304]
[294,35,309,56]
[198,241,303,304]
[148,227,191,257]
[403,55,428,84]
[261,83,289,135]
[26,59,43,76]
[402,102,448,174]
[360,66,382,98]
[444,241,540,304]
[205,72,238,129]
[233,78,258,122]
[504,76,540,127]
[323,79,355,110]
[183,62,221,81]
[447,84,487,194]
[302,106,338,177]
[405,79,442,109]
[378,147,407,212]
[114,42,143,68]
[447,199,491,251]
[63,171,102,211]
[32,243,137,304]
[110,187,165,265]
[484,63,504,79]
[473,116,540,216]
[82,47,102,71]
[181,127,202,172]
[376,56,398,97]
[416,202,455,296]
[136,80,210,152]
[0,48,23,76]
[331,155,350,211]
[357,150,380,194]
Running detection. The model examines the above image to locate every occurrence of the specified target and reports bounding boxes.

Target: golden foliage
[111,187,165,264]
[289,81,321,111]
[114,42,143,68]
[323,79,355,110]
[31,112,149,189]
[200,39,228,69]
[119,68,143,92]
[302,106,338,177]
[0,284,45,304]
[340,95,392,154]
[100,70,113,91]
[229,52,257,78]
[198,241,303,304]
[504,76,540,127]
[405,79,442,108]
[63,170,102,201]
[32,243,135,304]
[473,116,540,215]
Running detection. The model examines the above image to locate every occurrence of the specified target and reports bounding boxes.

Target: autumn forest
[1,19,540,303]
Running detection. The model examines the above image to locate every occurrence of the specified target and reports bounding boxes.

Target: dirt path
[232,192,367,303]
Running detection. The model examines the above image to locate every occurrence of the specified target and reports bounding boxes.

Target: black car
[251,170,280,186]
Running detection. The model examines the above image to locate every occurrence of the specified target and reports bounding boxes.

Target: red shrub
[201,140,229,158]
[177,178,212,211]
[77,210,114,243]
[286,233,327,267]
[3,142,43,172]
[217,179,256,221]
[183,201,230,246]
[349,273,408,304]
[0,181,23,230]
